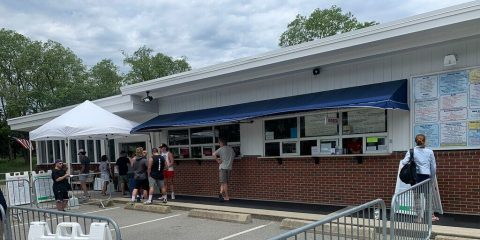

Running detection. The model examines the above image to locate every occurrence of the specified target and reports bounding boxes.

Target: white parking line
[217,222,272,240]
[119,214,182,229]
[83,207,120,214]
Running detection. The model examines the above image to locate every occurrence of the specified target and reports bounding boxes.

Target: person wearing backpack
[400,133,439,222]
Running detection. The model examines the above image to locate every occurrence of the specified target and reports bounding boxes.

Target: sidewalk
[111,194,480,239]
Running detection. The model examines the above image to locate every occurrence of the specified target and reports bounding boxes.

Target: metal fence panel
[1,204,12,240]
[6,205,121,240]
[390,179,432,240]
[0,179,33,208]
[269,199,387,240]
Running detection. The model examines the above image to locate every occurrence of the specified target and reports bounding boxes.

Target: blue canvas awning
[132,79,408,133]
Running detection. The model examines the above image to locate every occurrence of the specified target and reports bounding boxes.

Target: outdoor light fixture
[142,91,153,102]
[443,54,457,67]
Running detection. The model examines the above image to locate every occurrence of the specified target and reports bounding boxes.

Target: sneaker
[144,200,152,205]
[171,193,175,200]
[158,196,167,200]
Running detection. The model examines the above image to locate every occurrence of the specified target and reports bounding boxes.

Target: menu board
[413,68,480,148]
[343,109,386,134]
[304,113,338,136]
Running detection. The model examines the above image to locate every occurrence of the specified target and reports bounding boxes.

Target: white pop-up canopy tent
[29,100,139,172]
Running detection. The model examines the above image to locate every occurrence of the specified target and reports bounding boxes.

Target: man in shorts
[213,138,235,202]
[116,151,130,196]
[145,148,167,204]
[160,144,175,199]
[52,159,70,211]
[78,149,90,198]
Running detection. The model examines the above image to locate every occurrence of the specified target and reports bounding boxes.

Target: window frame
[167,123,241,160]
[263,109,389,157]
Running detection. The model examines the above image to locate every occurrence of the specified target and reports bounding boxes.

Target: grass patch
[0,157,37,180]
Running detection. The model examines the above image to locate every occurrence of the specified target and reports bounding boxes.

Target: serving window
[264,109,388,157]
[167,123,241,159]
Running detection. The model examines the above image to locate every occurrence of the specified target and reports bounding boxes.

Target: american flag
[12,137,34,150]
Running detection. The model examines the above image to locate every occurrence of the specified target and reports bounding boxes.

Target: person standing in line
[145,148,167,204]
[52,159,70,211]
[99,155,111,196]
[400,133,439,222]
[130,147,149,204]
[78,149,90,198]
[127,151,136,195]
[212,138,235,202]
[160,144,175,199]
[115,151,130,196]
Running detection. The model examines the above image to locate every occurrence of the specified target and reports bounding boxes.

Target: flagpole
[29,140,33,174]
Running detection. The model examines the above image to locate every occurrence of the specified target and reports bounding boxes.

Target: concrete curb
[124,203,171,213]
[280,218,313,229]
[435,236,480,240]
[188,209,252,224]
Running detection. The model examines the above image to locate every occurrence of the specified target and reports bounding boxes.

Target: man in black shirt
[52,159,70,211]
[116,151,130,196]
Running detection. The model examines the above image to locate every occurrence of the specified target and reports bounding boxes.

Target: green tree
[279,5,378,47]
[31,40,89,112]
[123,46,191,84]
[0,28,90,160]
[88,59,124,99]
[0,29,32,119]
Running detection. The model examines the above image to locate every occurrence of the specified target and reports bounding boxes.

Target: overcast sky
[0,0,473,72]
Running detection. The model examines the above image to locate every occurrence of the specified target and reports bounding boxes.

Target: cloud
[0,0,472,72]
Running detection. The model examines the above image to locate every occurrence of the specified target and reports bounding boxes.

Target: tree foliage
[0,29,192,159]
[0,29,90,120]
[279,5,378,47]
[123,46,191,84]
[88,59,124,99]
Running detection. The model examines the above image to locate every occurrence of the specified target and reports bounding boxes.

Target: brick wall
[170,150,480,215]
[35,150,480,214]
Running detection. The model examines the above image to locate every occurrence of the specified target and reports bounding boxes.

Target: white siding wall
[156,37,480,154]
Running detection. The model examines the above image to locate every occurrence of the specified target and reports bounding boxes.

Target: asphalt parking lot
[69,204,288,240]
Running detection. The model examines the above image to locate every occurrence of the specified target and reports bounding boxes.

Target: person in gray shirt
[130,147,148,204]
[213,138,235,202]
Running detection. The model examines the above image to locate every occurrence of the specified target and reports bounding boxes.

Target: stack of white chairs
[28,221,112,240]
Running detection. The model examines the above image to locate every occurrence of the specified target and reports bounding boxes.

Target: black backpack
[399,149,417,185]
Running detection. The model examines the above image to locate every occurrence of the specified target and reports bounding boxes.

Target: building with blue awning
[7,2,480,215]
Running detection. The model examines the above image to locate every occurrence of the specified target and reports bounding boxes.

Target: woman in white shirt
[401,134,439,222]
[99,155,111,195]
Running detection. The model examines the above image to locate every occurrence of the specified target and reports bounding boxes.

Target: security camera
[313,68,321,75]
[142,91,153,102]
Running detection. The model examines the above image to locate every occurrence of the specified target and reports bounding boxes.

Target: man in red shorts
[160,143,175,199]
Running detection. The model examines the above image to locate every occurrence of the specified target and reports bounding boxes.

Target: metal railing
[6,205,122,240]
[1,204,11,240]
[390,179,432,240]
[0,179,33,208]
[269,199,387,240]
[31,176,56,210]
